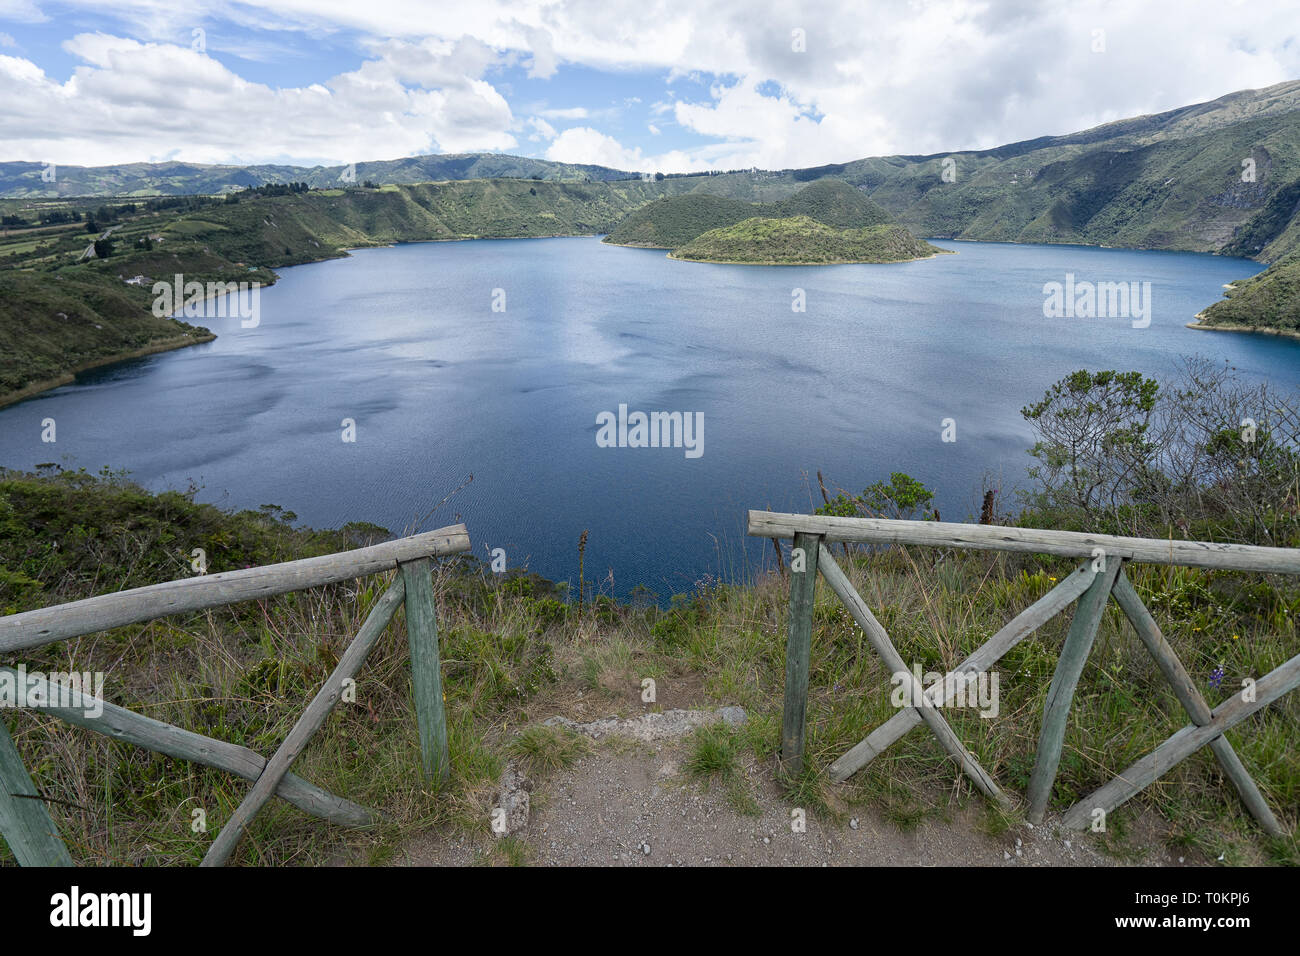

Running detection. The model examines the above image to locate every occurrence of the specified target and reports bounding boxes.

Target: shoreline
[0,233,607,411]
[601,239,672,250]
[1185,319,1300,342]
[0,332,217,409]
[0,222,1278,411]
[343,231,606,253]
[939,234,1262,262]
[665,248,952,266]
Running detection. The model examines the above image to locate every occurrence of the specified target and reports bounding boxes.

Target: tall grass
[1,470,1296,865]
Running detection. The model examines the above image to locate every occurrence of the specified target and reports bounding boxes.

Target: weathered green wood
[0,524,469,654]
[0,716,73,866]
[1026,558,1121,823]
[1,667,374,827]
[748,511,1300,575]
[818,545,1012,807]
[202,579,405,866]
[1109,571,1282,836]
[828,562,1095,782]
[1061,650,1300,830]
[780,532,821,774]
[401,557,450,783]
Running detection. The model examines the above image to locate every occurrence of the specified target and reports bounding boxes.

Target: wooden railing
[0,524,470,866]
[749,510,1300,835]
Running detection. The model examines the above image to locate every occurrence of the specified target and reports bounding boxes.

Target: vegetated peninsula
[602,178,894,249]
[0,270,214,408]
[671,216,946,264]
[605,178,937,264]
[1192,250,1300,338]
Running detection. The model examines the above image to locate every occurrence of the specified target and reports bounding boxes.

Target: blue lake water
[1,237,1296,599]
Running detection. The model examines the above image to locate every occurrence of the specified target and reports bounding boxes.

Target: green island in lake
[670,215,947,265]
[601,178,945,264]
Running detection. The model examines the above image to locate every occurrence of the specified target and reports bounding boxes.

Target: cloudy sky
[1,0,1298,173]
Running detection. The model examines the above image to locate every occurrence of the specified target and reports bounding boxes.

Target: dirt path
[397,708,1206,867]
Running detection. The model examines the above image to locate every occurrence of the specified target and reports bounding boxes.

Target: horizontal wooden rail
[0,524,469,653]
[2,667,374,827]
[748,511,1300,574]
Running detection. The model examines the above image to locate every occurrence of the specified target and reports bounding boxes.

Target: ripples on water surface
[1,237,1294,598]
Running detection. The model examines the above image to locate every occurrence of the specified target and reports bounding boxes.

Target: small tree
[816,472,937,521]
[1021,369,1158,523]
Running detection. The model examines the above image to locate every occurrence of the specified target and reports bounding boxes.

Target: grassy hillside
[846,112,1300,253]
[771,178,893,228]
[672,216,947,264]
[1196,251,1300,335]
[604,178,891,248]
[602,194,760,247]
[132,179,691,262]
[0,271,212,401]
[6,82,1299,260]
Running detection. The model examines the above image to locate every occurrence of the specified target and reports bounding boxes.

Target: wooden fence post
[0,717,73,866]
[400,558,450,784]
[780,532,821,775]
[1027,557,1120,822]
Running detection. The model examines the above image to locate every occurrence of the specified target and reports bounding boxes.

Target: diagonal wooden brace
[1110,571,1282,836]
[829,562,1096,782]
[817,545,1013,808]
[1061,649,1300,830]
[202,578,406,866]
[2,667,375,828]
[0,716,73,866]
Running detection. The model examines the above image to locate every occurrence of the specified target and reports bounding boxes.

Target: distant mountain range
[0,153,641,197]
[3,79,1300,334]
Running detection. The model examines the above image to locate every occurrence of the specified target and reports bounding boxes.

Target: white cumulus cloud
[1,0,1298,170]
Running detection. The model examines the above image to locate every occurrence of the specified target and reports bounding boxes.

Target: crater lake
[1,237,1294,599]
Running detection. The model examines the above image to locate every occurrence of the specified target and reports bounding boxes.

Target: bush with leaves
[1020,359,1299,545]
[816,472,937,521]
